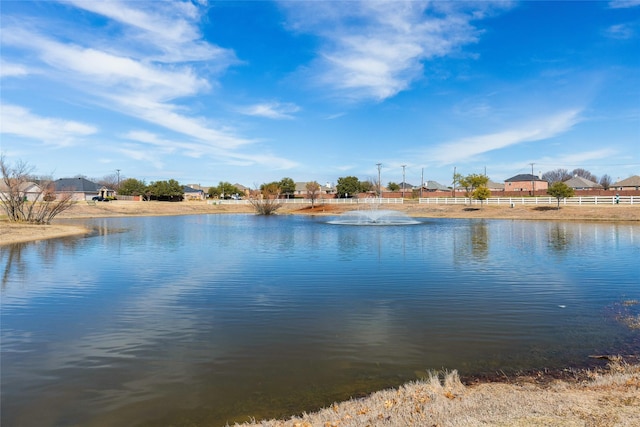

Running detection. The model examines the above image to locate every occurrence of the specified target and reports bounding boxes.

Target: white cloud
[2,28,209,101]
[608,0,640,8]
[114,96,253,149]
[0,104,97,146]
[0,61,29,78]
[540,149,618,166]
[65,0,234,64]
[2,17,249,152]
[281,0,510,101]
[424,109,583,165]
[122,129,298,170]
[606,24,635,39]
[237,102,301,119]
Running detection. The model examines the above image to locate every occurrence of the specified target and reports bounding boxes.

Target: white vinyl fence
[212,198,405,205]
[418,196,637,206]
[211,196,637,206]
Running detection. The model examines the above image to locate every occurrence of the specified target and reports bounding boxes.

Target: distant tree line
[118,178,183,201]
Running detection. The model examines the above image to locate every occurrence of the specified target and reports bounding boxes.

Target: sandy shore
[2,200,638,246]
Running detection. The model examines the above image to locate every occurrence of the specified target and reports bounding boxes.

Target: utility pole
[421,167,424,198]
[116,169,121,188]
[401,164,406,198]
[376,163,382,199]
[530,163,535,196]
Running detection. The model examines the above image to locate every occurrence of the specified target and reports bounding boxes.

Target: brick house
[504,174,548,195]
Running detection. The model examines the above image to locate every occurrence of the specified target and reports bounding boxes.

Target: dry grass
[616,300,640,330]
[235,360,640,427]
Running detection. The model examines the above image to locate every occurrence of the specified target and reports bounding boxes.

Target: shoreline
[2,200,638,246]
[233,356,640,427]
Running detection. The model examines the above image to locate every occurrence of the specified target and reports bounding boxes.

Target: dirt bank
[1,200,638,246]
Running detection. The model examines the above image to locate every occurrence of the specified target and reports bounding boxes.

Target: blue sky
[1,0,639,188]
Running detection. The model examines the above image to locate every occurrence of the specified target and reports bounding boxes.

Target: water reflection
[1,235,85,289]
[1,216,639,427]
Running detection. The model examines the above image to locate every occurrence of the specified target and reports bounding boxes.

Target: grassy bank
[233,358,640,427]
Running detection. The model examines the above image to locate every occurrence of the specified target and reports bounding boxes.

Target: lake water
[1,214,639,426]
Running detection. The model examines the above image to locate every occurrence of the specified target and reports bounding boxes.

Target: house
[293,182,336,197]
[422,180,449,192]
[186,184,210,195]
[183,185,205,201]
[504,174,548,194]
[486,180,505,192]
[612,175,640,191]
[564,175,602,190]
[54,177,114,201]
[0,181,45,201]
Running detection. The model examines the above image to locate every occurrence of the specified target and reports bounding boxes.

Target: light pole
[401,165,406,198]
[376,163,382,199]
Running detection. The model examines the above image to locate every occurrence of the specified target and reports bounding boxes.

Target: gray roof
[54,177,100,192]
[505,174,545,182]
[564,176,602,189]
[487,180,505,190]
[423,180,449,191]
[183,186,203,193]
[613,175,640,187]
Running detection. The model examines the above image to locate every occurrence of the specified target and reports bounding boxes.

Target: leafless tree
[571,168,597,183]
[0,155,75,224]
[542,168,571,184]
[248,183,283,215]
[306,181,321,208]
[97,173,120,192]
[599,174,612,190]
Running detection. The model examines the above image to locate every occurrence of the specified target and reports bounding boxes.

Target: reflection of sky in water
[1,216,639,426]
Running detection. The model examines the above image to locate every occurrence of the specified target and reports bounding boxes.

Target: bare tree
[542,168,571,184]
[0,156,75,224]
[248,183,283,215]
[306,181,321,208]
[97,173,120,192]
[571,168,597,183]
[599,174,612,190]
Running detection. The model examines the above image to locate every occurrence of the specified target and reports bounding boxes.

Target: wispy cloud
[540,149,618,165]
[237,102,301,120]
[0,104,97,146]
[281,0,511,102]
[608,0,640,9]
[423,109,583,165]
[0,1,284,163]
[605,23,636,39]
[122,130,298,171]
[65,0,234,64]
[0,61,30,78]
